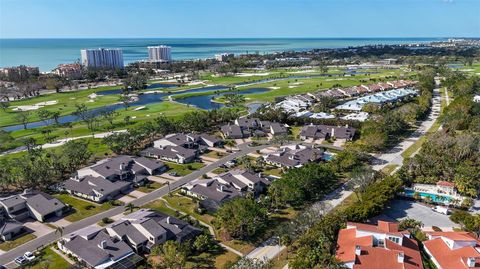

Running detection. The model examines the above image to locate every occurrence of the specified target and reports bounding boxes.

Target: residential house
[183,178,242,212]
[215,170,271,193]
[140,145,197,164]
[0,190,66,222]
[0,219,24,241]
[264,144,324,169]
[106,209,201,253]
[221,118,288,139]
[300,124,357,143]
[60,175,131,203]
[77,155,167,186]
[58,226,142,269]
[336,221,423,269]
[424,231,480,269]
[153,133,222,150]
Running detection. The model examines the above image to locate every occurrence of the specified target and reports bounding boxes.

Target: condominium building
[215,53,234,62]
[80,48,124,69]
[148,45,172,62]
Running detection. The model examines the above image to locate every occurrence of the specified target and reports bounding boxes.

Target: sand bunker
[268,86,281,90]
[12,100,58,111]
[236,72,270,77]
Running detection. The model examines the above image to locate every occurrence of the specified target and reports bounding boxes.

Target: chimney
[397,252,404,263]
[467,257,476,267]
[331,128,335,138]
[99,240,107,249]
[166,216,171,224]
[355,245,361,256]
[217,185,224,192]
[120,162,125,171]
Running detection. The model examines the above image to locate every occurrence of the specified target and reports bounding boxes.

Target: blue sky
[0,0,479,38]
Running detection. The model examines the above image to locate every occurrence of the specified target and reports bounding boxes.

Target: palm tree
[125,203,137,213]
[55,226,64,237]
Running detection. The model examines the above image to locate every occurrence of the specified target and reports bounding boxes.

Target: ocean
[0,38,445,71]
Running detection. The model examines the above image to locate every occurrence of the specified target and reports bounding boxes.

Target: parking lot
[378,199,459,229]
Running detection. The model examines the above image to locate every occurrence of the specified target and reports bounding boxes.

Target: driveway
[23,220,53,237]
[378,199,459,229]
[0,143,269,265]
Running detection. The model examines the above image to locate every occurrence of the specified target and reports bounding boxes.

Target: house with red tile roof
[336,221,423,269]
[424,231,480,269]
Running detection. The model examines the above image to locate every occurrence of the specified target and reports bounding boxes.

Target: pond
[2,85,268,131]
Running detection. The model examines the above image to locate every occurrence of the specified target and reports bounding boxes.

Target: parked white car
[432,205,449,215]
[24,251,36,261]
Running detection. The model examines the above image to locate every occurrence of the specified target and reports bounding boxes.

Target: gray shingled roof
[266,146,324,168]
[189,180,242,202]
[62,176,130,197]
[300,125,356,140]
[0,219,23,236]
[63,229,133,268]
[24,193,65,216]
[0,195,26,208]
[141,146,196,160]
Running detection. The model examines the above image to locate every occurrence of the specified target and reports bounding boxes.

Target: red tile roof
[437,181,455,188]
[424,237,480,269]
[426,231,477,242]
[337,222,423,269]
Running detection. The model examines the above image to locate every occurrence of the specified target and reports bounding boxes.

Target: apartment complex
[148,45,172,62]
[80,48,124,69]
[215,53,234,62]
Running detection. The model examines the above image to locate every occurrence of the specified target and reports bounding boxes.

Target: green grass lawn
[26,247,70,269]
[381,164,400,175]
[0,233,36,251]
[0,85,123,127]
[263,167,283,177]
[163,193,215,225]
[137,181,164,193]
[142,199,180,216]
[203,150,228,159]
[54,194,116,222]
[166,162,205,176]
[212,167,229,174]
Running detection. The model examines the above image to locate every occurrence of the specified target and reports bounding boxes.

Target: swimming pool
[404,189,452,203]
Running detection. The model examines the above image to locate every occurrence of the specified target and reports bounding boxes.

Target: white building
[148,45,172,62]
[80,48,124,69]
[215,53,234,62]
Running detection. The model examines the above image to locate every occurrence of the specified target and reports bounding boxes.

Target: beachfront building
[80,48,124,69]
[264,144,324,169]
[148,45,172,62]
[53,63,83,79]
[423,231,480,269]
[300,124,356,144]
[0,66,39,80]
[0,190,66,223]
[336,221,423,269]
[215,53,234,62]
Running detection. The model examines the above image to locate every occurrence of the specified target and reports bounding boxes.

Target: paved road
[0,143,268,266]
[371,85,443,171]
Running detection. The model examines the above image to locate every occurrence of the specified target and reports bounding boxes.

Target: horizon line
[1,36,476,40]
